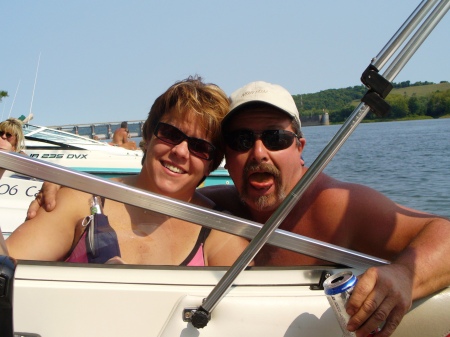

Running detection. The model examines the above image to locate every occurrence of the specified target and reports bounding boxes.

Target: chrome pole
[0,151,387,269]
[372,0,439,70]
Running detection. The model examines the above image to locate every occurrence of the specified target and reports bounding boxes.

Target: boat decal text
[29,154,88,159]
[0,183,40,198]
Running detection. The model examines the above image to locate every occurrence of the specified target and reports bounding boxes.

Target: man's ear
[298,138,306,151]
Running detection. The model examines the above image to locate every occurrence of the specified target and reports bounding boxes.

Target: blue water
[303,119,450,218]
[132,119,450,218]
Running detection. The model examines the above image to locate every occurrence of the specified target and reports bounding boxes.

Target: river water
[302,118,450,218]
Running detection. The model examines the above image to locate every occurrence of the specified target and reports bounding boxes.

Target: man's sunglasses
[154,122,216,161]
[0,131,13,138]
[224,129,299,152]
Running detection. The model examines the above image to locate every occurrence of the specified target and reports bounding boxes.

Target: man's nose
[249,138,269,162]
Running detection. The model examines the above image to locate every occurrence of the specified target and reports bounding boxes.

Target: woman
[0,118,26,154]
[3,76,249,266]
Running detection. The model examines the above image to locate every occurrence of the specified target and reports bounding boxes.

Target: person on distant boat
[110,121,137,150]
[2,76,249,267]
[0,118,26,154]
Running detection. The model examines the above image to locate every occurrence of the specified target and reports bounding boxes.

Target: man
[204,81,450,337]
[110,121,137,150]
[27,81,450,337]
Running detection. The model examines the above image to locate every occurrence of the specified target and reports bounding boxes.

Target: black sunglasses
[0,131,13,138]
[224,129,299,152]
[154,122,216,161]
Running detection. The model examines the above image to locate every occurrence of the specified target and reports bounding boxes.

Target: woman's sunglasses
[154,122,216,161]
[224,129,299,152]
[0,131,14,138]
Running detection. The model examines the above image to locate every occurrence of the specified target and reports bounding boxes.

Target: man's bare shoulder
[306,170,369,198]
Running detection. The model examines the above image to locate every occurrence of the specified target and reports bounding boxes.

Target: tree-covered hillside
[293,81,450,123]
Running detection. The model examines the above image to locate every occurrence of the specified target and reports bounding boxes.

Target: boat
[1,151,449,337]
[0,123,142,235]
[1,2,449,336]
[23,123,143,177]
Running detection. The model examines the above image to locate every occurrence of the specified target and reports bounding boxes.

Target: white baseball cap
[223,81,301,131]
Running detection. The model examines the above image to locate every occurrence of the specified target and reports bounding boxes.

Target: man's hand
[26,182,61,219]
[346,264,413,337]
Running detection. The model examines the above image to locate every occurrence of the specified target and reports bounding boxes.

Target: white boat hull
[12,262,450,337]
[24,124,143,176]
[0,172,43,236]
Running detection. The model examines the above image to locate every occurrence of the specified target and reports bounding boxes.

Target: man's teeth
[164,162,184,173]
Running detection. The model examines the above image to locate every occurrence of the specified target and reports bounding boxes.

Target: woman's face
[0,129,17,150]
[141,109,213,201]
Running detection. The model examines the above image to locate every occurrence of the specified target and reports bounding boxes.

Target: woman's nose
[171,140,190,158]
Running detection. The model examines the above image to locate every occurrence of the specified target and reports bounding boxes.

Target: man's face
[224,107,305,213]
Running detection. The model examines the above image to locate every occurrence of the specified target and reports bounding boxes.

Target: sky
[1,1,449,127]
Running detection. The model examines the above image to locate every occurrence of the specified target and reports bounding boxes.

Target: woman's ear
[197,176,207,187]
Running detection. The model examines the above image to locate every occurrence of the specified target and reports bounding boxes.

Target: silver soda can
[323,271,358,337]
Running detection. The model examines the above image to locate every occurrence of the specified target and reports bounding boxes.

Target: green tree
[408,95,427,116]
[329,105,354,123]
[386,94,409,118]
[426,89,450,118]
[0,91,8,102]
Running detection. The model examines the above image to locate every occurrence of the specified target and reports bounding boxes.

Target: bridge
[48,114,329,140]
[48,120,146,140]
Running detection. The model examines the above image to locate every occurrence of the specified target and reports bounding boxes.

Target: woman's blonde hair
[142,75,229,172]
[0,118,26,153]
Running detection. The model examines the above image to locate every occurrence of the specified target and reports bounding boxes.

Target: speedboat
[0,123,144,235]
[1,3,449,336]
[23,124,143,177]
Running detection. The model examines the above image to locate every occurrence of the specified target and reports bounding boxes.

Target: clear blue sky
[1,1,449,126]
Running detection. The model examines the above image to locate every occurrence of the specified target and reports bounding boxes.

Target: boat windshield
[23,124,108,146]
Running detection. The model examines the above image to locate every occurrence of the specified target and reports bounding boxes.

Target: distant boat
[23,123,143,177]
[0,124,141,236]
